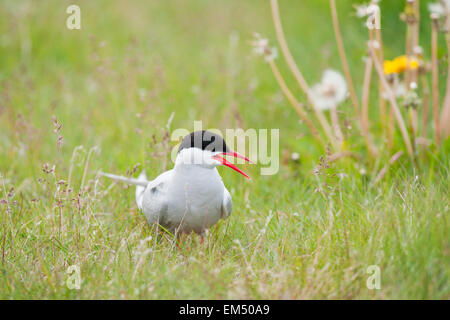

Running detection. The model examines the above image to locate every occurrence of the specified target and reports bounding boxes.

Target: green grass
[0,0,449,299]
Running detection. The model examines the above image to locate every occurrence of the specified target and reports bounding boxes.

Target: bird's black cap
[177,130,230,153]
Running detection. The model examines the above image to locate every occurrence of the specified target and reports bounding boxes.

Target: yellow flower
[383,55,420,75]
[383,60,398,75]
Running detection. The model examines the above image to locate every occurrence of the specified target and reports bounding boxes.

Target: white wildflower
[252,36,268,55]
[310,69,347,111]
[383,75,406,99]
[370,40,380,49]
[443,0,450,11]
[138,88,146,101]
[413,45,424,56]
[354,3,369,18]
[394,82,407,98]
[354,0,380,18]
[428,2,445,17]
[251,33,277,62]
[264,47,277,62]
[365,3,381,30]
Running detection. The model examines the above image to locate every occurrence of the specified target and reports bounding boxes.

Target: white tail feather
[98,171,149,187]
[135,171,147,210]
[99,171,149,210]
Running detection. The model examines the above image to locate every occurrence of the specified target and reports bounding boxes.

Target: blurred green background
[0,0,448,299]
[0,0,445,173]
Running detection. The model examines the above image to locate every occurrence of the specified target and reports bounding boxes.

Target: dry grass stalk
[369,24,392,148]
[431,16,440,145]
[404,2,413,88]
[421,74,431,138]
[330,108,343,143]
[415,136,431,147]
[270,0,338,150]
[404,0,419,138]
[440,29,450,139]
[373,150,404,184]
[411,0,420,138]
[388,102,396,149]
[361,54,378,157]
[410,0,420,85]
[249,213,273,266]
[328,151,362,163]
[330,0,361,119]
[369,42,414,158]
[375,26,389,145]
[411,0,420,82]
[67,146,84,200]
[268,60,323,143]
[410,102,419,138]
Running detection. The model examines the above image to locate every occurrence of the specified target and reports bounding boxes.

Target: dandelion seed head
[354,3,369,18]
[393,82,406,98]
[382,74,406,99]
[365,3,381,28]
[430,12,440,21]
[403,88,421,109]
[444,0,450,10]
[370,40,380,49]
[413,45,424,56]
[264,47,277,62]
[428,2,445,18]
[310,69,347,111]
[366,2,380,15]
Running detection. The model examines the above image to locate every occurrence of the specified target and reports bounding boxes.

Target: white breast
[141,165,229,234]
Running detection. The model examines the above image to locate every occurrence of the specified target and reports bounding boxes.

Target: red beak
[212,151,253,179]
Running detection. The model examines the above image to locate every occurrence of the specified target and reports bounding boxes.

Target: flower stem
[268,60,323,144]
[375,27,389,148]
[330,0,361,120]
[388,103,395,149]
[440,28,450,140]
[411,0,420,137]
[330,107,343,143]
[405,0,419,139]
[373,150,404,185]
[420,74,430,138]
[431,17,440,145]
[361,55,378,157]
[270,0,338,150]
[369,42,414,158]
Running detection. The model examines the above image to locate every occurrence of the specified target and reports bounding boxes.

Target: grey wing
[221,187,233,219]
[140,170,172,225]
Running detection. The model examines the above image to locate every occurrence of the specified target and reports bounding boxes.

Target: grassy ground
[0,0,449,299]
